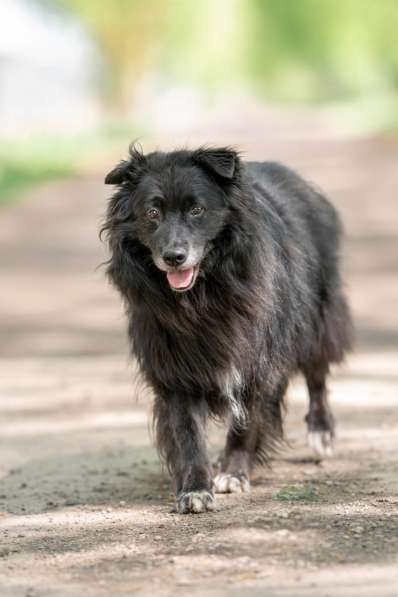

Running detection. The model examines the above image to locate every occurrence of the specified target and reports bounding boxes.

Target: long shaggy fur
[101,145,353,512]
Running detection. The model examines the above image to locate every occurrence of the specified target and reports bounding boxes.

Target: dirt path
[1,108,397,596]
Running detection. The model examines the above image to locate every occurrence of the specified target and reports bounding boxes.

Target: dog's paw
[307,430,334,458]
[213,473,250,493]
[175,490,216,514]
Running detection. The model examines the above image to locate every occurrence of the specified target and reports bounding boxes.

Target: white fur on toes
[307,430,334,457]
[176,491,215,514]
[213,473,250,493]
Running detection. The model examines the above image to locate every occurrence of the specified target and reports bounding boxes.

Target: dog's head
[104,146,240,292]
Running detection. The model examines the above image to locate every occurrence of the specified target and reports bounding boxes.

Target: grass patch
[273,483,319,502]
[0,154,75,205]
[0,122,145,206]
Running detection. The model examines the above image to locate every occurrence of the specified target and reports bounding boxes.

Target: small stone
[193,532,205,542]
[176,579,191,586]
[64,499,78,506]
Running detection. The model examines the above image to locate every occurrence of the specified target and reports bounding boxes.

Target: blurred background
[1,1,398,594]
[1,0,397,354]
[1,0,398,204]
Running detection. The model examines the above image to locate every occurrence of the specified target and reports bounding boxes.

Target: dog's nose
[163,249,187,267]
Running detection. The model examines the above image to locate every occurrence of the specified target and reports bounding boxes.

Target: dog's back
[247,160,341,269]
[247,160,351,359]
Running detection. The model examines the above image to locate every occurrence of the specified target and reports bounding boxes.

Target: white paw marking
[213,473,250,494]
[307,430,334,457]
[176,491,215,514]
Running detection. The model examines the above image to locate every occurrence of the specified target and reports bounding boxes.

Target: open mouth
[166,265,199,292]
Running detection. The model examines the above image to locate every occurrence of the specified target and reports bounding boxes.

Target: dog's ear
[105,160,130,185]
[105,144,147,185]
[193,147,238,180]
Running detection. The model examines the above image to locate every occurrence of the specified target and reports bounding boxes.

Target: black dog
[101,145,352,513]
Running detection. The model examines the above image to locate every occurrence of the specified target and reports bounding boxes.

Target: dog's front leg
[154,393,215,514]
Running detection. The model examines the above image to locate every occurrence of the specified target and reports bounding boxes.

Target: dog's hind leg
[303,362,335,458]
[252,377,287,465]
[214,378,287,493]
[213,423,254,494]
[303,283,352,457]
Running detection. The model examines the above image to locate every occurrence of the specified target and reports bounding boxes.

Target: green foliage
[0,123,142,205]
[274,484,319,502]
[158,0,248,91]
[49,0,167,111]
[0,141,74,205]
[44,0,398,109]
[246,0,398,102]
[4,1,398,205]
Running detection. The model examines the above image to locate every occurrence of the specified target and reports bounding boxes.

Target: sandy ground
[0,107,397,596]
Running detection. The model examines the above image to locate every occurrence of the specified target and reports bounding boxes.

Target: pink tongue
[166,268,194,289]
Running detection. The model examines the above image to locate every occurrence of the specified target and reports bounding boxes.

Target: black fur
[101,145,352,513]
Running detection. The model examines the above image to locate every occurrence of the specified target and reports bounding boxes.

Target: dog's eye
[147,208,160,221]
[190,206,204,217]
